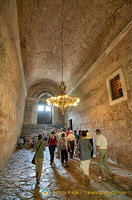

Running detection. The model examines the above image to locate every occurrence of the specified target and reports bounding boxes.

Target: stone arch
[24,79,62,126]
[27,79,61,98]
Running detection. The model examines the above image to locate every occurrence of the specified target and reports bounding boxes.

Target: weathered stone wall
[0,0,27,170]
[24,98,38,124]
[53,107,63,127]
[65,22,132,167]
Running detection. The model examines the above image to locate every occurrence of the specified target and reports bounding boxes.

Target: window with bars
[110,74,123,100]
[106,68,127,105]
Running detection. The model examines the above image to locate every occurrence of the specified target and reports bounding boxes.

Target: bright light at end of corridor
[38,105,44,111]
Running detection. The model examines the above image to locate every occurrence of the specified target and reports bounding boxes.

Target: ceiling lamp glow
[47,82,80,115]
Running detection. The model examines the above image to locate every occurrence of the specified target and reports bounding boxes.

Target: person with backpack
[59,133,68,167]
[86,130,94,157]
[34,134,45,185]
[68,130,75,159]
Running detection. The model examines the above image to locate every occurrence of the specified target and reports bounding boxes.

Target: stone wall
[53,107,63,127]
[24,98,38,124]
[65,22,132,167]
[0,0,27,170]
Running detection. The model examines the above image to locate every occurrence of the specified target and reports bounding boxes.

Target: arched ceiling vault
[27,79,60,98]
[17,0,131,94]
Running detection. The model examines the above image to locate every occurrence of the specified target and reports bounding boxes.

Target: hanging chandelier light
[47,7,80,115]
[47,81,80,115]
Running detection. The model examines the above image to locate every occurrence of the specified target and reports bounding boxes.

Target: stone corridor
[0,148,132,200]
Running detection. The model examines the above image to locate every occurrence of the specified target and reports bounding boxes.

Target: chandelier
[47,81,80,115]
[47,15,80,115]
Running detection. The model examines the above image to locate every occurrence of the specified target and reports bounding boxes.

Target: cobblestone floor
[0,147,132,200]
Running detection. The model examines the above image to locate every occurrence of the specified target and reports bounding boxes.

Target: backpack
[60,138,66,150]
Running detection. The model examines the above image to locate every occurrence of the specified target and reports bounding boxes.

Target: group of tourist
[33,128,113,186]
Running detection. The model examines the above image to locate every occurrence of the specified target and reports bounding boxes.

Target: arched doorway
[37,93,52,124]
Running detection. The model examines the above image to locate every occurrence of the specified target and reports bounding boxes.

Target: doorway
[37,102,52,124]
[69,119,72,130]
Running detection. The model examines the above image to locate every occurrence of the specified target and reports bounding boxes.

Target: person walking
[66,128,70,136]
[68,130,75,159]
[34,134,45,185]
[86,130,94,157]
[56,129,62,158]
[74,130,78,154]
[77,130,82,143]
[48,131,57,165]
[74,130,78,144]
[96,129,113,181]
[77,130,92,186]
[59,133,68,167]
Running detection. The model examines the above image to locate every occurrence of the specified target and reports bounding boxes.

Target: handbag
[31,156,35,165]
[31,141,42,165]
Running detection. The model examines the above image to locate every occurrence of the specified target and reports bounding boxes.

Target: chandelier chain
[46,0,80,115]
[61,25,64,82]
[61,0,64,82]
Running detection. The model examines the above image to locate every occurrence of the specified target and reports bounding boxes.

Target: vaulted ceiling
[16,0,131,96]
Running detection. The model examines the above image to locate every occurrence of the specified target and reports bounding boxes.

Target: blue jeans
[49,145,56,163]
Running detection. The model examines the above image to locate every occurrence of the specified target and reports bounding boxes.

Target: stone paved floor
[0,147,132,200]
